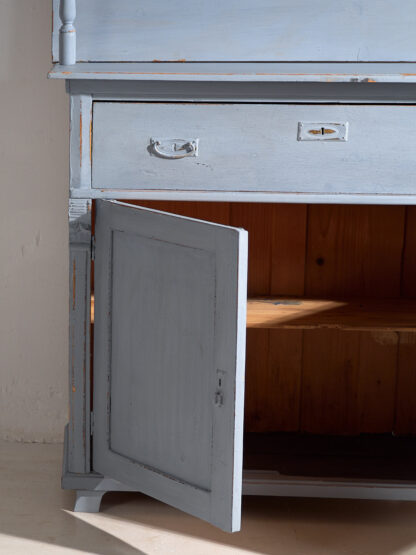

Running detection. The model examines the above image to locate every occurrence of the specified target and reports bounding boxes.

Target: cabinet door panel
[93,200,247,532]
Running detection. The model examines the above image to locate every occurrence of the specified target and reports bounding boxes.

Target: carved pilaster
[69,198,91,243]
[68,197,91,473]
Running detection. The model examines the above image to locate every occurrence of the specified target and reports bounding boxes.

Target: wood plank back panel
[268,205,307,431]
[302,205,406,434]
[396,333,416,435]
[116,201,416,435]
[230,204,306,432]
[305,205,405,298]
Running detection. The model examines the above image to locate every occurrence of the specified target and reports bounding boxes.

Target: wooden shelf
[92,295,416,332]
[247,297,416,332]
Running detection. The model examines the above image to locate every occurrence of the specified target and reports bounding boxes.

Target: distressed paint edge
[48,62,416,83]
[71,188,416,206]
[70,96,93,190]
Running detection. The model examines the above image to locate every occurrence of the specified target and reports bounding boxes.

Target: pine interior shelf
[247,298,416,332]
[91,296,416,332]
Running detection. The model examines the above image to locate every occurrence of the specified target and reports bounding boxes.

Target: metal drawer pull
[150,138,199,159]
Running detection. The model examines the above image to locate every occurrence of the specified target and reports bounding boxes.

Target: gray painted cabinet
[52,0,416,534]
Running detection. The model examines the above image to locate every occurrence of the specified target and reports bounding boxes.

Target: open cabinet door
[93,200,248,532]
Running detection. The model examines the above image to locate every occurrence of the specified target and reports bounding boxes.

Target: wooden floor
[107,201,416,437]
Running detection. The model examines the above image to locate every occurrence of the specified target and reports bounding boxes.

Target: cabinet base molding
[62,427,416,508]
[62,471,416,508]
[242,471,416,501]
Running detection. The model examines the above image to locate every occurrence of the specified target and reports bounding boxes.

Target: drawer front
[92,103,416,196]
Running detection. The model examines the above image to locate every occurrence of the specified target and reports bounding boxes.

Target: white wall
[0,0,69,442]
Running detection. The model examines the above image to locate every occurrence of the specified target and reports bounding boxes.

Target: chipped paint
[48,63,416,83]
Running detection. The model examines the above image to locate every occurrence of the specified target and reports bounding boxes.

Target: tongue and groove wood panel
[123,201,416,435]
[302,205,405,435]
[52,1,416,63]
[229,204,306,433]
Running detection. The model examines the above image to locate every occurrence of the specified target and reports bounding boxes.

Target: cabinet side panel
[68,202,92,473]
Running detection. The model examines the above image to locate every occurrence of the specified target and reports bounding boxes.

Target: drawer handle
[150,138,199,159]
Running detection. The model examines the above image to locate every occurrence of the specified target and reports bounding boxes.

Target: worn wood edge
[70,98,93,190]
[70,189,416,205]
[49,62,416,82]
[80,188,416,206]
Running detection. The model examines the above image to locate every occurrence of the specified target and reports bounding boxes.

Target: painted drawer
[92,103,416,196]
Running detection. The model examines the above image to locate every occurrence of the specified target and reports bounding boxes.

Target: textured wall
[0,1,68,442]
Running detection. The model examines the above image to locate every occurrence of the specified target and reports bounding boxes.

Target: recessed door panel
[93,200,248,532]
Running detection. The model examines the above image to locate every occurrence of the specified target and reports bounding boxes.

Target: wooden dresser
[50,0,416,532]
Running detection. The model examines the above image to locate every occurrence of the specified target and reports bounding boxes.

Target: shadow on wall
[0,0,69,442]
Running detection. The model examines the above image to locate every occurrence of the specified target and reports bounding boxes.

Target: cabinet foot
[74,490,105,513]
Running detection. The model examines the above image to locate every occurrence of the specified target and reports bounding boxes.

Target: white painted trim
[243,471,416,501]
